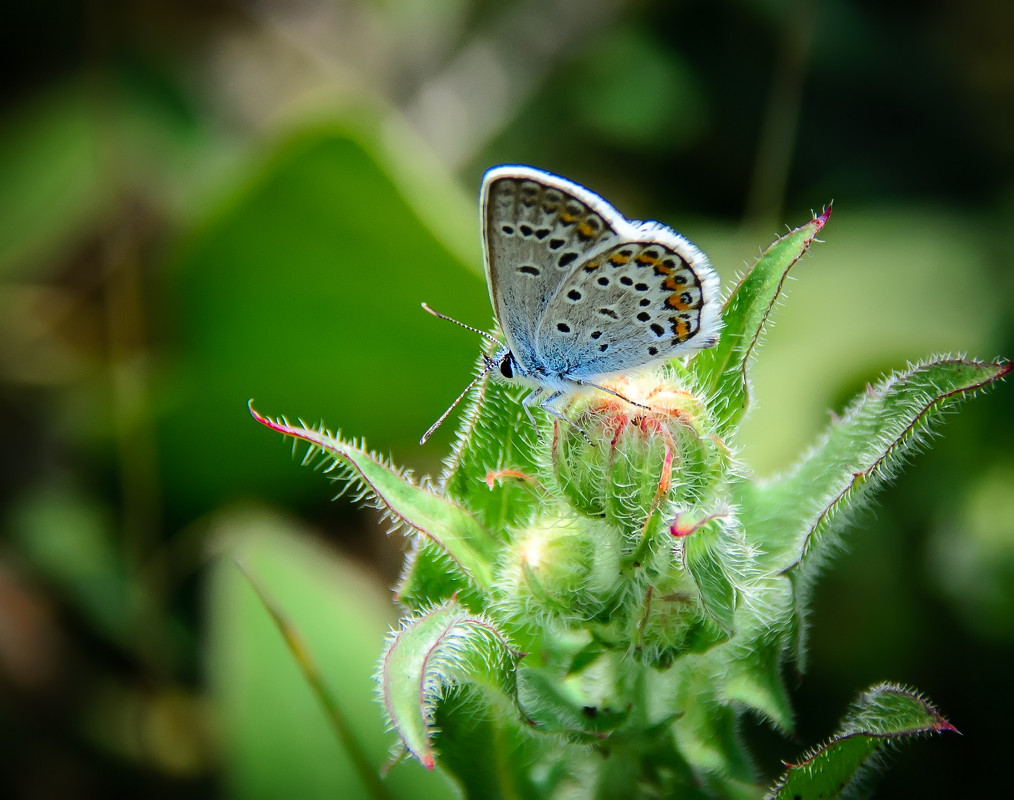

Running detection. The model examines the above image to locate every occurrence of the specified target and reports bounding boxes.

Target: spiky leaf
[743,357,1009,666]
[745,358,1010,576]
[689,209,830,435]
[377,600,520,770]
[766,682,957,800]
[250,404,499,592]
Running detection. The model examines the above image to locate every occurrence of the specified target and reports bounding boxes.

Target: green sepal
[689,209,830,436]
[250,403,499,593]
[766,682,957,800]
[377,599,521,770]
[517,663,630,741]
[682,520,738,632]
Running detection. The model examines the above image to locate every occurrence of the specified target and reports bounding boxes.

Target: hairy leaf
[747,358,1010,576]
[431,688,541,800]
[250,404,499,593]
[767,682,956,800]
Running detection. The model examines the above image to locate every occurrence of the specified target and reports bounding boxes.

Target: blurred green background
[1,1,1011,797]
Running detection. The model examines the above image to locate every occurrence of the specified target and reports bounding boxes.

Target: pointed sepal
[689,208,830,435]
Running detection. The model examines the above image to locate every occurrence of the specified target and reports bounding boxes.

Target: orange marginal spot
[635,254,659,267]
[666,293,692,311]
[663,275,688,291]
[609,253,631,266]
[576,221,596,239]
[582,261,599,272]
[653,262,673,276]
[559,212,576,225]
[673,318,690,340]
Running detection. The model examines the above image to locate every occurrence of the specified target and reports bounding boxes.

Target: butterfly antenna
[421,303,500,346]
[420,357,500,444]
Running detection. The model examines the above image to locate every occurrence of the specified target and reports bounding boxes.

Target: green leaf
[664,658,757,785]
[721,636,794,734]
[431,688,542,800]
[394,539,483,613]
[251,405,499,593]
[767,682,956,800]
[689,209,830,435]
[159,120,486,516]
[377,600,521,770]
[439,376,542,534]
[744,357,1009,666]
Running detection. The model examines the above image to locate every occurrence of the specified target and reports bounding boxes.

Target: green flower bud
[496,513,622,627]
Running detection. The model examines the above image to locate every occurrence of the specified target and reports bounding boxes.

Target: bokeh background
[1,1,1012,797]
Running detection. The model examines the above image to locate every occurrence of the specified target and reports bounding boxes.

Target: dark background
[1,1,1012,797]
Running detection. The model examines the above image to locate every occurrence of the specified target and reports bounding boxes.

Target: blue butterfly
[422,165,721,443]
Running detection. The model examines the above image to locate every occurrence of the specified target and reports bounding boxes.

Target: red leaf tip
[814,201,833,231]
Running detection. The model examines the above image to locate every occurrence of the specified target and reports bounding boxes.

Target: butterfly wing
[480,166,627,368]
[533,222,721,380]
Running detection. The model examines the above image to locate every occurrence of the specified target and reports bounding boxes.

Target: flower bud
[551,369,729,541]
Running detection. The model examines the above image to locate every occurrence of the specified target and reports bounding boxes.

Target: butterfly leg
[537,391,594,446]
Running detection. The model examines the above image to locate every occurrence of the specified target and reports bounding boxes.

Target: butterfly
[421,165,721,444]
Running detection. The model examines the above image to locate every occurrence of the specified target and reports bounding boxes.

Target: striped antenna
[419,302,501,444]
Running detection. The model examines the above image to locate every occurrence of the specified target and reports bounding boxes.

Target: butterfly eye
[499,353,514,379]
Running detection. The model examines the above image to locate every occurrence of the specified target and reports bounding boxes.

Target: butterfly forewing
[481,168,623,365]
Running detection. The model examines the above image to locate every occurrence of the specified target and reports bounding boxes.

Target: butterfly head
[484,347,520,382]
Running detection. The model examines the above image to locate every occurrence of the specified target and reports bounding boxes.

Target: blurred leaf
[159,117,488,517]
[8,485,134,645]
[570,25,706,150]
[0,69,215,279]
[206,508,455,799]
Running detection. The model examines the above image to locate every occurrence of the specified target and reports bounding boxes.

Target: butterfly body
[421,166,721,443]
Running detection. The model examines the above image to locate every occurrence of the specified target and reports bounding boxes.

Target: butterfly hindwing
[533,228,720,379]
